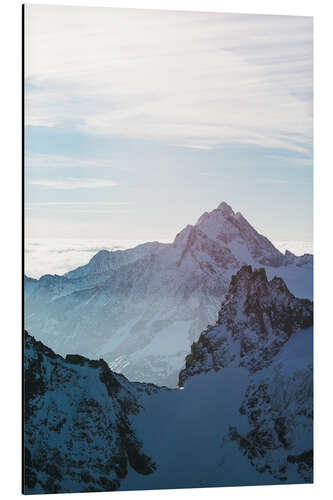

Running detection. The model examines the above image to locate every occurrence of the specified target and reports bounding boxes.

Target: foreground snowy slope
[24,202,313,386]
[121,267,313,490]
[24,267,313,494]
[119,329,312,491]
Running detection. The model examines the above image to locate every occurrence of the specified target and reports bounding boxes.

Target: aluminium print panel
[23,4,313,494]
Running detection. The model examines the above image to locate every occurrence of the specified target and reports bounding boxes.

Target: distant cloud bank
[273,240,313,256]
[25,237,313,279]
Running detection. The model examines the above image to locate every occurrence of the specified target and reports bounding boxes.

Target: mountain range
[24,202,313,386]
[24,265,313,493]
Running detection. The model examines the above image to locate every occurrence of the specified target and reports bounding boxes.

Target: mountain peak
[216,201,234,215]
[227,264,268,299]
[192,204,284,267]
[173,203,284,268]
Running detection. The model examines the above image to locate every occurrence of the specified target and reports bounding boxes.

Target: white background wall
[0,1,331,499]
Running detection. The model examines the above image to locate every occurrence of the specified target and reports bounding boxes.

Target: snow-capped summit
[217,200,234,213]
[179,265,313,386]
[175,201,284,268]
[24,203,313,386]
[196,201,234,227]
[196,201,234,224]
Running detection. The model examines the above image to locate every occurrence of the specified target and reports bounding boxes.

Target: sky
[24,5,313,255]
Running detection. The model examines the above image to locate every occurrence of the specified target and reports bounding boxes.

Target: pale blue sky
[25,6,313,243]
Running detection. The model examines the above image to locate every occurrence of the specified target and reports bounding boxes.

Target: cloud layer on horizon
[25,238,163,278]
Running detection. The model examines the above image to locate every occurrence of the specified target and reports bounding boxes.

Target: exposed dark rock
[227,367,313,483]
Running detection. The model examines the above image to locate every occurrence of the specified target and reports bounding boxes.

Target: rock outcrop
[179,265,313,386]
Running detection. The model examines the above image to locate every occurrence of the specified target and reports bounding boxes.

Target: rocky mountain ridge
[24,202,313,386]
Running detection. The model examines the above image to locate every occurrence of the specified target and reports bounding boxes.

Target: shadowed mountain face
[24,202,313,386]
[24,331,158,494]
[24,267,313,494]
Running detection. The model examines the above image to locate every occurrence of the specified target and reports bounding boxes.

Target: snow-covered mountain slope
[24,331,160,494]
[118,330,313,491]
[24,267,313,493]
[24,202,313,386]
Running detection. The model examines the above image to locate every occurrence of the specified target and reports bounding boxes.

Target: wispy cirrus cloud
[264,154,313,167]
[26,201,133,207]
[25,201,134,215]
[63,209,134,215]
[29,178,118,190]
[25,6,313,154]
[25,152,115,169]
